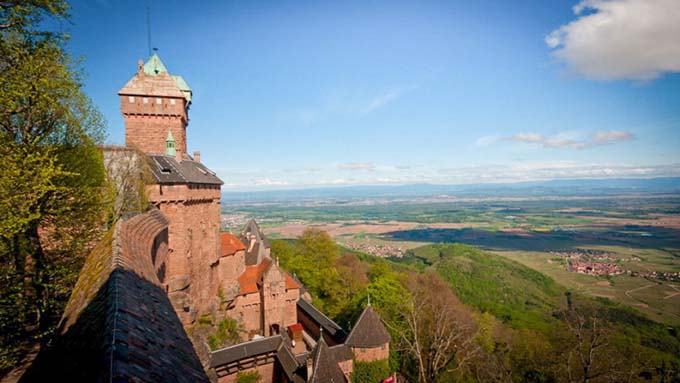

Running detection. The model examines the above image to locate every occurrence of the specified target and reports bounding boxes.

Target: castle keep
[22,54,391,383]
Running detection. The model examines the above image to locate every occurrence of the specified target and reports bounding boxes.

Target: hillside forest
[273,228,680,383]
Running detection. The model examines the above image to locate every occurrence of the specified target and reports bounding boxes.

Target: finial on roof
[165,130,176,157]
[137,59,143,73]
[367,290,371,307]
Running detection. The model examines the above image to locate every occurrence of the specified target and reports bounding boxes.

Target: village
[551,248,680,282]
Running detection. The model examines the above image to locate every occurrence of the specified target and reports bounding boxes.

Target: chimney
[193,151,201,163]
[137,59,144,74]
[306,357,313,380]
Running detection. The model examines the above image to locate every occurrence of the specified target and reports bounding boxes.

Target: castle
[21,54,391,383]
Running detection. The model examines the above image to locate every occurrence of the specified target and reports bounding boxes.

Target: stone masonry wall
[352,344,390,362]
[147,183,222,325]
[120,95,188,155]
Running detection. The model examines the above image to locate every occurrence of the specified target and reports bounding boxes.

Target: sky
[65,0,680,190]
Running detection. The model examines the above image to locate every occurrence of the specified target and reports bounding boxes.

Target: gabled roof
[241,219,271,266]
[297,299,347,342]
[237,257,273,295]
[345,305,391,348]
[221,232,246,256]
[210,336,282,368]
[285,272,301,290]
[309,336,347,383]
[147,154,223,185]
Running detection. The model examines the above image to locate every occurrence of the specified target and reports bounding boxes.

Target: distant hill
[222,177,680,203]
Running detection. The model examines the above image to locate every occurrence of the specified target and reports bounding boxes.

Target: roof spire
[367,290,371,307]
[165,130,176,157]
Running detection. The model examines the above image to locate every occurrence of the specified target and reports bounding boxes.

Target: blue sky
[66,0,680,190]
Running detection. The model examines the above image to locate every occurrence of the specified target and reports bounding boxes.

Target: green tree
[0,0,110,373]
[273,229,348,318]
[351,360,391,383]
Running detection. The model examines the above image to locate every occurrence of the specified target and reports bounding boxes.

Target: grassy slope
[394,243,680,360]
[399,243,563,332]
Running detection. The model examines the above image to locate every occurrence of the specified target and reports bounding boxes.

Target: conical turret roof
[345,304,390,348]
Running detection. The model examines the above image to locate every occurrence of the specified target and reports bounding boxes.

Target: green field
[494,248,680,325]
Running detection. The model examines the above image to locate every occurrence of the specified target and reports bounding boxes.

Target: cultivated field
[224,194,680,325]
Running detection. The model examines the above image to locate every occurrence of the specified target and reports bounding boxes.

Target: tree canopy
[0,0,111,373]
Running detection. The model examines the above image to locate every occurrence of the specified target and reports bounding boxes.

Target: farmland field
[223,192,680,325]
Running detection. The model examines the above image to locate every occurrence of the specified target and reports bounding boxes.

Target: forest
[273,229,680,383]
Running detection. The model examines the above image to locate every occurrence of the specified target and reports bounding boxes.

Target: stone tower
[118,54,192,155]
[119,54,223,325]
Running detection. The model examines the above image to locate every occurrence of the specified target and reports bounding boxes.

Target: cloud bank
[510,130,634,149]
[546,0,680,80]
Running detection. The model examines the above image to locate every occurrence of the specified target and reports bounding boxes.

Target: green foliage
[351,360,391,383]
[235,370,261,383]
[207,318,242,351]
[417,243,563,332]
[0,0,110,373]
[272,229,348,318]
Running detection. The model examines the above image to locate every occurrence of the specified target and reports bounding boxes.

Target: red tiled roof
[288,323,304,333]
[221,232,245,256]
[237,258,273,295]
[285,273,300,290]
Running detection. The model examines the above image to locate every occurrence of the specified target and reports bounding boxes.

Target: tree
[389,272,479,383]
[273,229,348,318]
[0,0,109,373]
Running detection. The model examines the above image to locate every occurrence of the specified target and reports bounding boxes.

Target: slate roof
[297,299,347,342]
[345,305,391,348]
[21,209,209,382]
[210,336,282,368]
[240,219,271,265]
[328,344,353,363]
[147,154,223,185]
[309,337,347,383]
[221,232,246,256]
[276,341,301,380]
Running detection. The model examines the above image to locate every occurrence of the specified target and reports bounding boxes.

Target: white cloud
[337,162,377,171]
[546,0,680,80]
[593,130,634,144]
[253,178,289,186]
[475,135,501,147]
[509,130,634,149]
[363,85,417,114]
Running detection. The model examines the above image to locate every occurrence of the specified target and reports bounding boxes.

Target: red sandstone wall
[147,183,222,325]
[218,250,245,299]
[118,208,170,285]
[283,289,299,329]
[232,293,262,337]
[218,363,274,383]
[352,344,390,362]
[120,95,188,154]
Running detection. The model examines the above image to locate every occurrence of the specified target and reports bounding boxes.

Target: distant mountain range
[221,177,680,203]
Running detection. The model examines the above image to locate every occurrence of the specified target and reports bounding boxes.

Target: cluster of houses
[343,241,406,258]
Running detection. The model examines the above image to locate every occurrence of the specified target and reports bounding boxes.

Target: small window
[128,96,135,103]
[143,97,148,104]
[156,98,162,104]
[170,99,176,105]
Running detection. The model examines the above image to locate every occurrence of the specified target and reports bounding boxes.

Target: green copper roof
[143,53,168,76]
[165,130,176,157]
[172,75,192,102]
